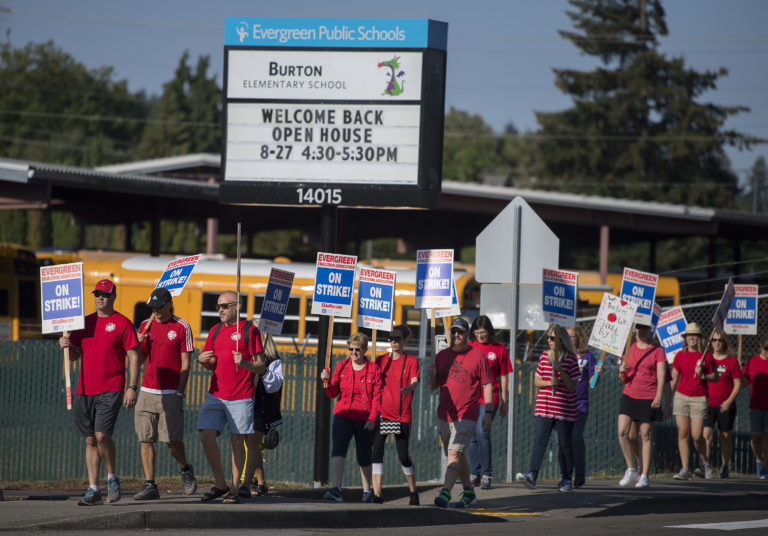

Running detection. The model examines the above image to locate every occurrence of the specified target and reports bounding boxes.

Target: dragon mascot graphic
[377,56,405,96]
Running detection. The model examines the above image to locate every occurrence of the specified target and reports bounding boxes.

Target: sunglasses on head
[215,302,237,311]
[93,291,112,298]
[388,336,402,343]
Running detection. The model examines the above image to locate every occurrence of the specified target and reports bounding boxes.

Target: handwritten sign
[154,255,200,296]
[588,293,638,357]
[724,284,757,335]
[311,252,357,317]
[712,278,736,332]
[40,262,85,334]
[258,268,295,335]
[542,268,578,328]
[656,307,687,363]
[357,267,396,331]
[619,267,658,326]
[415,249,454,309]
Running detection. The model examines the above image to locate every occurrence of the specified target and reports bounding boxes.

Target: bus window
[253,295,265,319]
[401,306,422,344]
[18,280,36,319]
[282,297,301,339]
[200,292,249,337]
[332,317,352,338]
[0,288,8,316]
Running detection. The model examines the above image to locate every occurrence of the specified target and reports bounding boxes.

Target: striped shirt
[534,351,580,421]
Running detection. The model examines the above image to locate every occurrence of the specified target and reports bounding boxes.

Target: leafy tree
[442,107,500,182]
[535,0,761,206]
[135,52,222,159]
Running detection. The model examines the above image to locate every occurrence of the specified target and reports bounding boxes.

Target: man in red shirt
[59,279,141,506]
[743,338,768,479]
[197,290,265,503]
[428,317,492,509]
[133,288,197,500]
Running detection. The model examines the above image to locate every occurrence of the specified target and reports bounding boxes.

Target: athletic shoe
[480,475,492,490]
[409,491,420,506]
[180,465,197,495]
[323,486,343,502]
[719,465,729,479]
[469,474,481,487]
[433,488,451,508]
[106,477,121,503]
[574,476,585,488]
[760,472,768,480]
[693,467,705,478]
[454,488,477,508]
[635,474,650,488]
[515,472,536,490]
[757,461,763,479]
[77,488,103,506]
[619,467,638,486]
[558,479,573,492]
[372,494,384,504]
[134,481,159,500]
[361,490,373,503]
[673,468,693,481]
[704,463,714,480]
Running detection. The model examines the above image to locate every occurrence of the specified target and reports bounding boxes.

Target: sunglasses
[712,339,723,342]
[388,336,402,343]
[215,302,237,311]
[93,291,112,298]
[348,347,362,353]
[547,336,557,341]
[450,329,466,336]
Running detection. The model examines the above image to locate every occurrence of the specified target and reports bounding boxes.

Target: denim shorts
[197,393,254,435]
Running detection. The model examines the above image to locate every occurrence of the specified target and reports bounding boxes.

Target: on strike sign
[620,267,658,326]
[588,294,637,357]
[40,262,85,334]
[258,268,295,335]
[357,267,396,331]
[415,249,453,309]
[311,252,357,317]
[154,255,200,296]
[656,307,687,363]
[724,284,757,335]
[542,268,578,328]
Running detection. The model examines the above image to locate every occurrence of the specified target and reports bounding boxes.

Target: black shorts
[619,394,662,423]
[73,391,123,437]
[703,404,737,432]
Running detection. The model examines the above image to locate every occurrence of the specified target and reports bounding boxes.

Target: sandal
[221,491,240,504]
[201,486,229,503]
[253,484,268,496]
[238,484,251,498]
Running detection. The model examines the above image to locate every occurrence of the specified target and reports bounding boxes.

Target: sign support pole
[314,204,337,487]
[63,330,72,410]
[505,204,521,483]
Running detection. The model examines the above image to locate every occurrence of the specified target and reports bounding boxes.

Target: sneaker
[480,475,492,490]
[515,472,536,490]
[180,465,197,495]
[372,494,384,504]
[673,468,693,481]
[433,488,451,508]
[361,490,373,503]
[106,477,121,503]
[635,474,650,488]
[720,465,730,479]
[454,488,477,508]
[409,491,420,506]
[134,481,159,500]
[77,488,103,506]
[469,474,481,487]
[704,463,714,480]
[574,476,585,488]
[693,467,705,478]
[619,467,638,486]
[558,479,573,492]
[760,472,768,481]
[757,461,764,479]
[323,486,343,502]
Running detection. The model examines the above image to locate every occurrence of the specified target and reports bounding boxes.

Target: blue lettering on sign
[542,281,576,318]
[658,320,686,353]
[358,281,394,320]
[260,282,292,324]
[726,296,757,323]
[620,282,655,315]
[415,262,452,298]
[42,280,83,320]
[314,267,354,305]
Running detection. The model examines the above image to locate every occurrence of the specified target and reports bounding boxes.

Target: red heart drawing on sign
[607,313,617,322]
[620,300,628,306]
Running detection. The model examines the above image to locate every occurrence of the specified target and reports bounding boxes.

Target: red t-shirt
[707,356,743,407]
[469,341,513,407]
[139,316,194,393]
[743,355,768,410]
[623,343,667,400]
[534,352,580,421]
[202,321,263,401]
[434,346,492,422]
[325,358,383,422]
[673,350,715,397]
[70,312,139,395]
[374,352,420,422]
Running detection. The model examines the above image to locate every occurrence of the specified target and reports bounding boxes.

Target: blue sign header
[225,18,447,50]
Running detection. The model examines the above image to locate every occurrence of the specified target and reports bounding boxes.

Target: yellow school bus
[0,243,40,340]
[74,251,472,354]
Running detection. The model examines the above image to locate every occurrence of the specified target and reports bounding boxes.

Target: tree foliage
[535,0,761,206]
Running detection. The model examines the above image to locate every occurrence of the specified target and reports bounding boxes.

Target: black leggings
[371,421,414,467]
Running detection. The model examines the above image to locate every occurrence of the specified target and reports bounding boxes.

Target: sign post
[40,262,85,410]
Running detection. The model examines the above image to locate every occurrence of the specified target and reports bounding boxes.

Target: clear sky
[2,0,766,187]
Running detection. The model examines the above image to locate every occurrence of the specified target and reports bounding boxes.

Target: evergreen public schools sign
[220,18,447,209]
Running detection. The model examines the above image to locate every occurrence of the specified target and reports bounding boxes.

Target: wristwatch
[128,385,137,391]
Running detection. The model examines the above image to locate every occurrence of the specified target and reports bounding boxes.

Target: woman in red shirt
[320,333,383,503]
[702,331,741,478]
[670,322,718,480]
[370,324,420,505]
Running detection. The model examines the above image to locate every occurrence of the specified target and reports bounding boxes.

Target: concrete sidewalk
[2,476,768,531]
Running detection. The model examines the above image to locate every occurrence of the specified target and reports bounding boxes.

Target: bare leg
[372,473,383,497]
[405,472,417,493]
[167,441,188,469]
[95,432,116,475]
[702,426,714,462]
[359,465,373,491]
[444,449,470,490]
[242,433,264,487]
[84,436,101,486]
[628,421,640,465]
[230,433,247,491]
[617,414,636,469]
[200,429,227,489]
[720,430,732,469]
[691,417,707,466]
[140,442,155,480]
[638,422,654,476]
[676,415,691,470]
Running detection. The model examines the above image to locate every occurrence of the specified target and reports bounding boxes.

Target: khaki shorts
[438,418,475,455]
[673,392,708,420]
[135,391,184,443]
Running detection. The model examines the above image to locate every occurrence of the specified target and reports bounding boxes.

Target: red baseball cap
[92,279,116,294]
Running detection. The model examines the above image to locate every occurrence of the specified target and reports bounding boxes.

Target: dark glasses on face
[450,329,465,336]
[388,336,402,343]
[547,336,556,341]
[215,302,236,311]
[348,347,362,353]
[712,339,723,342]
[94,291,112,298]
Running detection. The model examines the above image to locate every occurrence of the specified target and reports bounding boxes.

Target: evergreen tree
[442,107,500,182]
[535,0,761,206]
